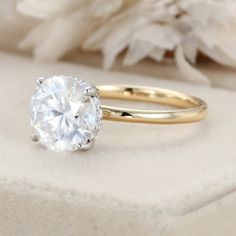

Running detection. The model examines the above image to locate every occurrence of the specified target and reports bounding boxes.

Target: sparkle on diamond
[30,76,102,152]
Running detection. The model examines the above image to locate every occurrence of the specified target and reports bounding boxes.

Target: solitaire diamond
[30,76,102,152]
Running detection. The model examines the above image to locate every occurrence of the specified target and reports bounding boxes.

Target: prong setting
[77,138,95,151]
[31,133,39,142]
[30,76,102,152]
[84,86,99,98]
[37,76,47,86]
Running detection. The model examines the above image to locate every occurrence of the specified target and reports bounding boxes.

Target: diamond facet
[30,76,102,152]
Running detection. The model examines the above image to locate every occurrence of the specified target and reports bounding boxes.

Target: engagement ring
[30,75,207,152]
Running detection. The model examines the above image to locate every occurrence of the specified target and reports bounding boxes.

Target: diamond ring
[30,75,207,152]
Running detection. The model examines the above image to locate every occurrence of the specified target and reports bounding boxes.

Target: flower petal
[175,45,210,86]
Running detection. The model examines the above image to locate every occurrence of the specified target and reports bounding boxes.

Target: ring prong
[78,138,95,151]
[37,77,47,85]
[84,86,99,97]
[31,133,39,142]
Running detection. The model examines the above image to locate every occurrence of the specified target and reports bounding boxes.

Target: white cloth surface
[0,52,236,236]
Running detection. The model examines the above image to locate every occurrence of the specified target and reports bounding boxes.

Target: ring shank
[97,85,207,124]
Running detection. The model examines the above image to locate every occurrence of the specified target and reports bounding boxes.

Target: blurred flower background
[1,0,236,85]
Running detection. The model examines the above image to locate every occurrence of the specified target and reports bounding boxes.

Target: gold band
[97,85,207,124]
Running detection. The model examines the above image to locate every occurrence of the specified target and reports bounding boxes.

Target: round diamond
[30,76,102,152]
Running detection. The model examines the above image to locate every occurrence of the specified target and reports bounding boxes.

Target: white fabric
[0,52,236,236]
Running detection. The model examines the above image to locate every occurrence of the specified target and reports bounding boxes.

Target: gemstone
[30,76,102,152]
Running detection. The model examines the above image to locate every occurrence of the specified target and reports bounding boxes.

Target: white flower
[1,0,236,85]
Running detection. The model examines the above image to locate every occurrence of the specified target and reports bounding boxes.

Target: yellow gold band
[97,85,207,124]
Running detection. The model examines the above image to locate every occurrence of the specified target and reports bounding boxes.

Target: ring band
[30,76,207,152]
[98,85,207,124]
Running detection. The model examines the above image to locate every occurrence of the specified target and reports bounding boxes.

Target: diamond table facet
[30,76,102,152]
